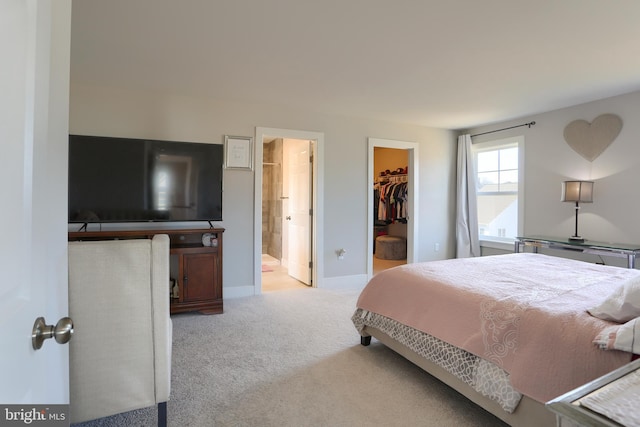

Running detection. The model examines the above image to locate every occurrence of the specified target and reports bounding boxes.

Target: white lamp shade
[561,181,594,203]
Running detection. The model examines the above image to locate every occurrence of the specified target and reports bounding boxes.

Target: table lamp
[561,181,593,242]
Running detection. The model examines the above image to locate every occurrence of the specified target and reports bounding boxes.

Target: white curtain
[456,134,480,258]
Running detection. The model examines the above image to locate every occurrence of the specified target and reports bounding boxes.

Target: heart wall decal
[563,114,623,162]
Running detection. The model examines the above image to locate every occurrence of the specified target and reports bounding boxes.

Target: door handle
[32,316,74,350]
[286,216,291,220]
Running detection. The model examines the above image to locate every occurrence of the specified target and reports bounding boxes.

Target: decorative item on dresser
[68,228,224,315]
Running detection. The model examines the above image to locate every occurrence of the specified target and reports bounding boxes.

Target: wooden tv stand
[68,227,224,315]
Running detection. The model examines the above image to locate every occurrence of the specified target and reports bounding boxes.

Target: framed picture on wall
[224,135,253,170]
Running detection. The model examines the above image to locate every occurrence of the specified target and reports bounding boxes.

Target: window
[473,136,524,242]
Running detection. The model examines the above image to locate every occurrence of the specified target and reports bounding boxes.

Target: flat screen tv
[68,135,223,223]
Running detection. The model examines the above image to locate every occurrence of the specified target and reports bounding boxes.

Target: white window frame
[472,135,525,250]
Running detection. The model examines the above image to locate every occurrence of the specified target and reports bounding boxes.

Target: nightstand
[546,358,640,426]
[515,235,640,269]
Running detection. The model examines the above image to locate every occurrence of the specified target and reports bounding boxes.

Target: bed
[352,253,640,426]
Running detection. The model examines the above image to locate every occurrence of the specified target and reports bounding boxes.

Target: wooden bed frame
[361,325,557,427]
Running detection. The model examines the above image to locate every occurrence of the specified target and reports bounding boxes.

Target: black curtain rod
[470,121,536,138]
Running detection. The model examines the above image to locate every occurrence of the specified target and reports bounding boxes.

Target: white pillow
[588,275,640,323]
[593,317,640,354]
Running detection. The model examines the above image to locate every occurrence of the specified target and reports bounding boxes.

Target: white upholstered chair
[68,234,172,426]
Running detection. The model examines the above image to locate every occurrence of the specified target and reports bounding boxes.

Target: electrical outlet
[434,243,440,252]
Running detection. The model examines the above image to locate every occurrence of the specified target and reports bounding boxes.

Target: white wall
[468,90,640,267]
[69,84,457,292]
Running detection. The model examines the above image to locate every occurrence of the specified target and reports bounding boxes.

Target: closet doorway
[367,138,419,279]
[255,128,324,294]
[373,147,408,273]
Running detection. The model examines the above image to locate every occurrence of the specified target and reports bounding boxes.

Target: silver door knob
[32,316,74,350]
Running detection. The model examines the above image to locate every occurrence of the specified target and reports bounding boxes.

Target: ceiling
[70,0,640,130]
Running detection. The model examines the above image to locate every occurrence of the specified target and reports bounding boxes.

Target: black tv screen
[68,135,223,223]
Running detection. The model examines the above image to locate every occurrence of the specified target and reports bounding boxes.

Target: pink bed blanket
[357,253,638,403]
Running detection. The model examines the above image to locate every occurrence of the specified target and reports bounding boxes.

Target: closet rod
[470,121,536,138]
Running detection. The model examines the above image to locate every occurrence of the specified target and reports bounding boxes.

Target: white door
[284,139,311,285]
[0,0,72,404]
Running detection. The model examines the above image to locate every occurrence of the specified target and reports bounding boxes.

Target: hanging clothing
[376,181,408,223]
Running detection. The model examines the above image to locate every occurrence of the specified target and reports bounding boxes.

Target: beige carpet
[72,288,507,427]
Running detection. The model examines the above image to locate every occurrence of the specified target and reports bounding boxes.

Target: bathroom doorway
[254,127,324,294]
[261,137,312,292]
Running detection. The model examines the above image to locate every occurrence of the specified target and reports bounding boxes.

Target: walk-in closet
[373,147,408,273]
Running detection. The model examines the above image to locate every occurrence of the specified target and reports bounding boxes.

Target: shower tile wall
[262,139,283,259]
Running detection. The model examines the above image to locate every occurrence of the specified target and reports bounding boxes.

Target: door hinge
[309,208,313,216]
[308,261,313,268]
